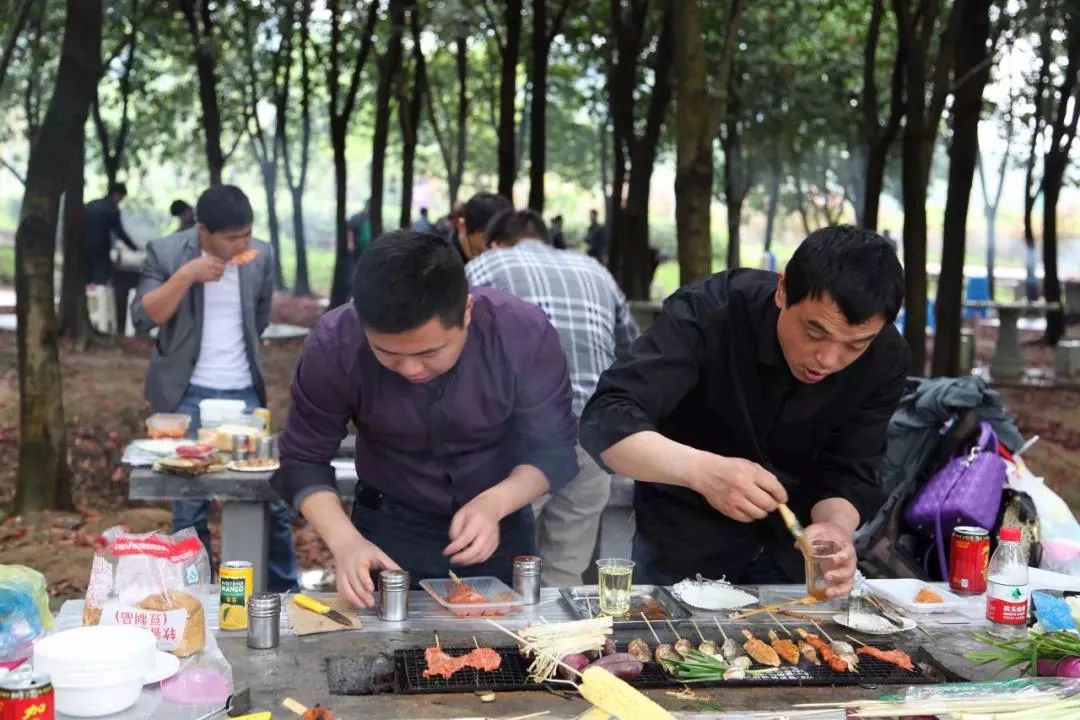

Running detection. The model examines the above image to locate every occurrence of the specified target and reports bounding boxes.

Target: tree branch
[546,0,575,48]
[480,0,505,53]
[0,0,36,92]
[0,155,26,185]
[342,0,382,122]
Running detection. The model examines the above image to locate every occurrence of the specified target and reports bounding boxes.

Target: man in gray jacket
[131,185,298,592]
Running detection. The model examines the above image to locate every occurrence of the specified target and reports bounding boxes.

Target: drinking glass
[804,539,843,601]
[595,558,635,615]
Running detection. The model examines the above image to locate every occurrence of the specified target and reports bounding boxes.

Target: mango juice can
[253,407,272,433]
[220,561,254,630]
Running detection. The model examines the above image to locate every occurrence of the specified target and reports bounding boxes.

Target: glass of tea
[804,539,843,601]
[595,558,635,615]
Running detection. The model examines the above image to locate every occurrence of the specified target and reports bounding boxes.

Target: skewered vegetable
[767,629,801,666]
[518,617,614,681]
[578,666,674,720]
[627,638,652,663]
[741,629,781,667]
[586,653,645,681]
[661,648,777,683]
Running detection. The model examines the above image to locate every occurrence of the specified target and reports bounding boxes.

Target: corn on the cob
[578,666,675,720]
[578,708,612,720]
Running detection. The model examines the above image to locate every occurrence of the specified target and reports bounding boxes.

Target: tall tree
[527,0,573,212]
[931,0,994,377]
[0,0,39,96]
[370,0,406,238]
[92,0,139,189]
[57,120,92,344]
[1039,0,1080,346]
[673,0,744,286]
[976,111,1012,300]
[281,0,313,296]
[607,1,674,300]
[859,0,905,230]
[14,0,102,513]
[327,0,380,309]
[425,33,468,209]
[1022,16,1051,303]
[179,0,225,184]
[893,0,967,375]
[398,6,427,230]
[482,0,523,198]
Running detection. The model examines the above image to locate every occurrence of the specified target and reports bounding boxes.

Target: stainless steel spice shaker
[256,436,275,460]
[247,592,280,649]
[378,569,410,621]
[231,433,250,461]
[513,555,542,605]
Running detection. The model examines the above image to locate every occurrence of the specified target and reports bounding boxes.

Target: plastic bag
[0,565,52,666]
[1006,458,1080,575]
[82,529,211,658]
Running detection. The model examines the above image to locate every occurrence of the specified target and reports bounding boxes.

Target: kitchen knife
[293,594,354,627]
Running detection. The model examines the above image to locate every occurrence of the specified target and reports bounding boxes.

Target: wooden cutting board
[288,595,362,636]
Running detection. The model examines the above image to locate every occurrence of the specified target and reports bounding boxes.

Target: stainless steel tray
[558,585,692,627]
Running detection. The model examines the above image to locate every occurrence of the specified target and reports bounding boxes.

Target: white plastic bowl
[34,626,157,717]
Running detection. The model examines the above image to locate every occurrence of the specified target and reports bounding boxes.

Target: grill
[393,643,953,694]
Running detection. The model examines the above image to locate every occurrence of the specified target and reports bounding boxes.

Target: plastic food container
[33,625,157,717]
[145,413,192,439]
[419,576,524,617]
[198,399,248,426]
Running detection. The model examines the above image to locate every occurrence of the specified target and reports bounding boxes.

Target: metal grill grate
[393,643,949,694]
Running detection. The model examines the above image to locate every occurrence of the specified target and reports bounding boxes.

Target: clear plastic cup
[596,558,635,615]
[804,540,843,600]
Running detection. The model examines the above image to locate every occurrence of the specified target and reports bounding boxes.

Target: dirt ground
[0,293,1077,602]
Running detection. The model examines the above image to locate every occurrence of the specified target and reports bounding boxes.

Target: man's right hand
[331,536,401,608]
[688,453,788,522]
[182,255,227,284]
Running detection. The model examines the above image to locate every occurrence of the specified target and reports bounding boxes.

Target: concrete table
[128,465,357,592]
[963,300,1061,380]
[216,586,1004,719]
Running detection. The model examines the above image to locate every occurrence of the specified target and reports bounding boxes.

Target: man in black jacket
[86,182,138,285]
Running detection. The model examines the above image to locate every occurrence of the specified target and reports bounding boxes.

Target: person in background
[170,199,196,233]
[86,181,139,286]
[444,200,467,262]
[467,208,638,586]
[580,226,908,597]
[584,209,609,265]
[549,215,567,250]
[271,231,578,606]
[131,185,298,592]
[411,207,434,232]
[456,192,512,262]
[347,200,373,262]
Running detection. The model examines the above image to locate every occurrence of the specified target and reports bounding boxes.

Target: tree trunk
[496,0,523,199]
[399,9,426,230]
[0,0,37,93]
[1043,173,1065,345]
[527,0,548,212]
[256,156,284,289]
[291,187,311,296]
[673,0,713,287]
[14,0,101,514]
[862,151,887,231]
[985,206,996,299]
[726,194,743,270]
[451,35,467,207]
[181,0,224,185]
[932,0,991,377]
[57,123,92,341]
[723,120,743,270]
[329,124,352,308]
[860,0,904,231]
[763,146,782,253]
[371,0,406,237]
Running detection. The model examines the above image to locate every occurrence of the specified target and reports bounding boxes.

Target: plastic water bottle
[985,526,1029,638]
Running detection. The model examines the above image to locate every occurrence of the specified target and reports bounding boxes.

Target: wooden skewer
[768,611,794,637]
[282,698,307,716]
[585,595,594,618]
[665,618,683,640]
[712,616,729,642]
[434,631,441,649]
[845,634,868,647]
[809,619,835,643]
[640,612,663,645]
[691,619,706,643]
[449,569,463,584]
[473,635,481,649]
[486,619,584,679]
[503,713,552,720]
[728,596,817,621]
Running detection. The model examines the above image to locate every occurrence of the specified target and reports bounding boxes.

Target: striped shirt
[466,240,639,416]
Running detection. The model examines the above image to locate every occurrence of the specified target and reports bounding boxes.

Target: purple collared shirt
[271,287,579,516]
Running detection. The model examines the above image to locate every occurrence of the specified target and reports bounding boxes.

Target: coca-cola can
[950,526,990,594]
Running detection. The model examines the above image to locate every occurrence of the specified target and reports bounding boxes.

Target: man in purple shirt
[272,230,579,607]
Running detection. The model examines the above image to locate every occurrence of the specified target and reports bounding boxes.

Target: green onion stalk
[967,630,1080,675]
[663,649,778,683]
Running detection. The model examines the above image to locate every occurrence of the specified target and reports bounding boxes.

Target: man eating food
[272,230,578,607]
[579,225,908,597]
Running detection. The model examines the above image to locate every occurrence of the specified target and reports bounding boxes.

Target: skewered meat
[445,580,489,605]
[654,643,679,664]
[798,640,821,665]
[423,647,503,679]
[856,646,915,672]
[627,638,652,663]
[829,640,859,671]
[767,630,801,666]
[673,638,694,658]
[723,666,746,680]
[721,637,743,663]
[732,656,751,670]
[796,629,848,673]
[740,630,780,667]
[698,640,718,656]
[302,705,334,720]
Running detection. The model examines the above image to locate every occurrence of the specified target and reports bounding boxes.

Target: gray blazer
[130,227,274,413]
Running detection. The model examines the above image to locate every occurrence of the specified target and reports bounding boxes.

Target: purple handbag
[904,421,1007,577]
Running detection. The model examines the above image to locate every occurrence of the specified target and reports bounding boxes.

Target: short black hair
[420,207,429,216]
[109,182,128,196]
[353,230,468,333]
[169,199,192,217]
[196,185,254,234]
[552,215,563,224]
[783,225,904,324]
[486,208,549,247]
[463,192,512,235]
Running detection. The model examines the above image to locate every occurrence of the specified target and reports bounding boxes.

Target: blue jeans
[172,384,299,592]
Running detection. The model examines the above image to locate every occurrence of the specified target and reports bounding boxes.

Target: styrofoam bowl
[50,678,144,717]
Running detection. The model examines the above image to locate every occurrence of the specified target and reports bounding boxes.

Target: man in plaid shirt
[466,208,639,586]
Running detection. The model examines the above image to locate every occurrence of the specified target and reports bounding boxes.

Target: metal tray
[558,585,691,627]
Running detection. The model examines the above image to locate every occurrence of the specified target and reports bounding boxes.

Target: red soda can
[0,671,54,720]
[949,526,990,594]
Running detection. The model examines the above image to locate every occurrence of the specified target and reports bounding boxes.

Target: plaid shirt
[466,240,639,416]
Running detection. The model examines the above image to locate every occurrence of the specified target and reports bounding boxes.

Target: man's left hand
[801,522,857,598]
[444,495,502,566]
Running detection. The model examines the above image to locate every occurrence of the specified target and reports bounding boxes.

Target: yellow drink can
[219,561,254,630]
[253,407,272,433]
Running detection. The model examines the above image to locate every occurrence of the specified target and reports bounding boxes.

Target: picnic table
[963,300,1062,380]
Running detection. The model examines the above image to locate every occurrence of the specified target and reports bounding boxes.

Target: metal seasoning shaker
[256,435,275,460]
[513,555,542,605]
[247,592,280,649]
[378,569,410,621]
[231,433,250,461]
